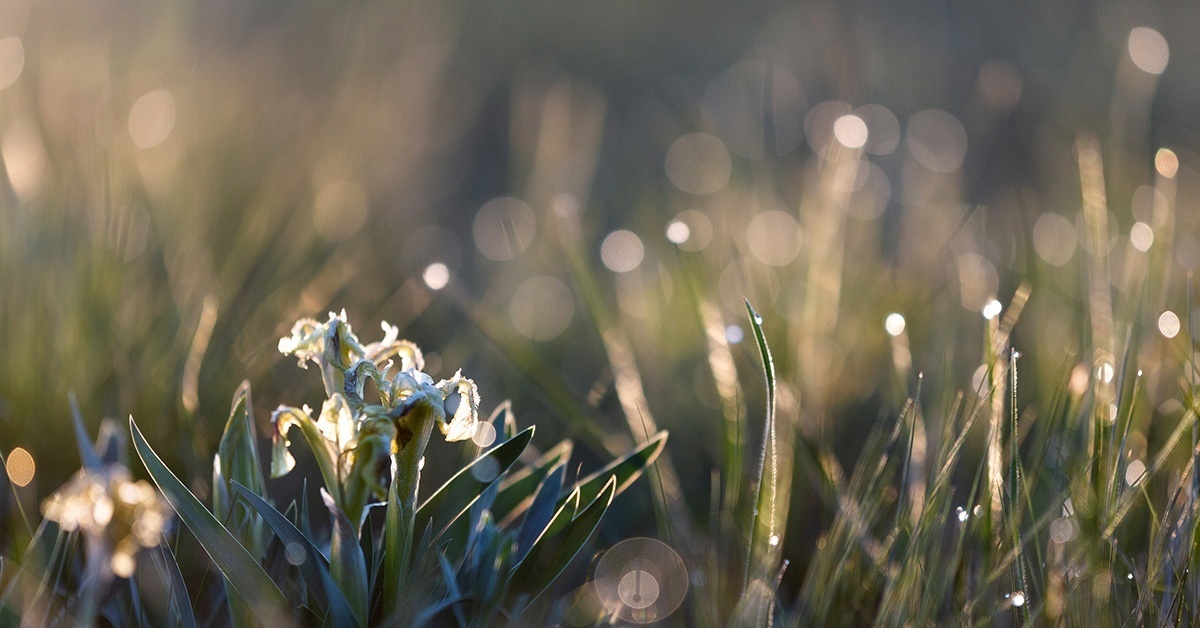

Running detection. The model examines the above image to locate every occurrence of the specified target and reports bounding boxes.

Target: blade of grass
[738,300,793,627]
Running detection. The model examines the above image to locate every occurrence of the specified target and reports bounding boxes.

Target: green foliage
[0,311,665,625]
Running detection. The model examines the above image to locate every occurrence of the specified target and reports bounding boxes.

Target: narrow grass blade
[740,301,793,623]
[230,481,358,627]
[509,477,616,615]
[129,417,288,624]
[415,427,534,538]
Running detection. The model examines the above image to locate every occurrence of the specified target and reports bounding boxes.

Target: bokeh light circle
[594,537,687,624]
[1032,213,1077,267]
[510,275,574,340]
[601,230,645,272]
[854,104,901,155]
[667,209,713,251]
[745,210,802,266]
[906,109,968,173]
[833,114,868,149]
[6,447,34,487]
[473,197,537,260]
[0,37,24,90]
[128,90,176,149]
[665,133,732,195]
[1128,27,1169,75]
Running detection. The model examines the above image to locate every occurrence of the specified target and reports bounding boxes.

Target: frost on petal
[436,371,480,442]
[278,318,324,368]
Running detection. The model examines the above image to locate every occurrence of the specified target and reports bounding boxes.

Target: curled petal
[436,371,480,442]
[322,311,366,369]
[345,359,390,406]
[362,322,424,371]
[277,318,323,368]
[271,404,344,504]
[270,405,311,477]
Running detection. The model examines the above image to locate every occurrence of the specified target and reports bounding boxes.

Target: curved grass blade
[129,417,288,624]
[737,301,793,625]
[415,427,534,538]
[229,481,358,627]
[509,477,616,615]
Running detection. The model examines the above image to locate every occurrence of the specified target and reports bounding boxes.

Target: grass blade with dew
[735,300,793,627]
[129,417,288,625]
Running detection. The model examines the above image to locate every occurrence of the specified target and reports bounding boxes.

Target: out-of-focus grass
[4,0,1200,623]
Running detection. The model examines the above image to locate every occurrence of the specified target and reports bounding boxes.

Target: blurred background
[2,0,1198,619]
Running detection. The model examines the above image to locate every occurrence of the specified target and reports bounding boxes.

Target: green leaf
[69,390,103,471]
[150,540,197,628]
[565,431,667,509]
[416,427,534,539]
[509,477,616,615]
[230,481,358,627]
[217,383,267,504]
[514,461,565,564]
[493,440,573,525]
[215,382,267,560]
[129,417,288,624]
[321,488,369,626]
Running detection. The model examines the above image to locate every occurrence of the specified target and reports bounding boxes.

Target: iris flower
[271,311,480,531]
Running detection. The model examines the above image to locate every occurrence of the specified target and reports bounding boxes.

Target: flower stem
[382,410,434,618]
